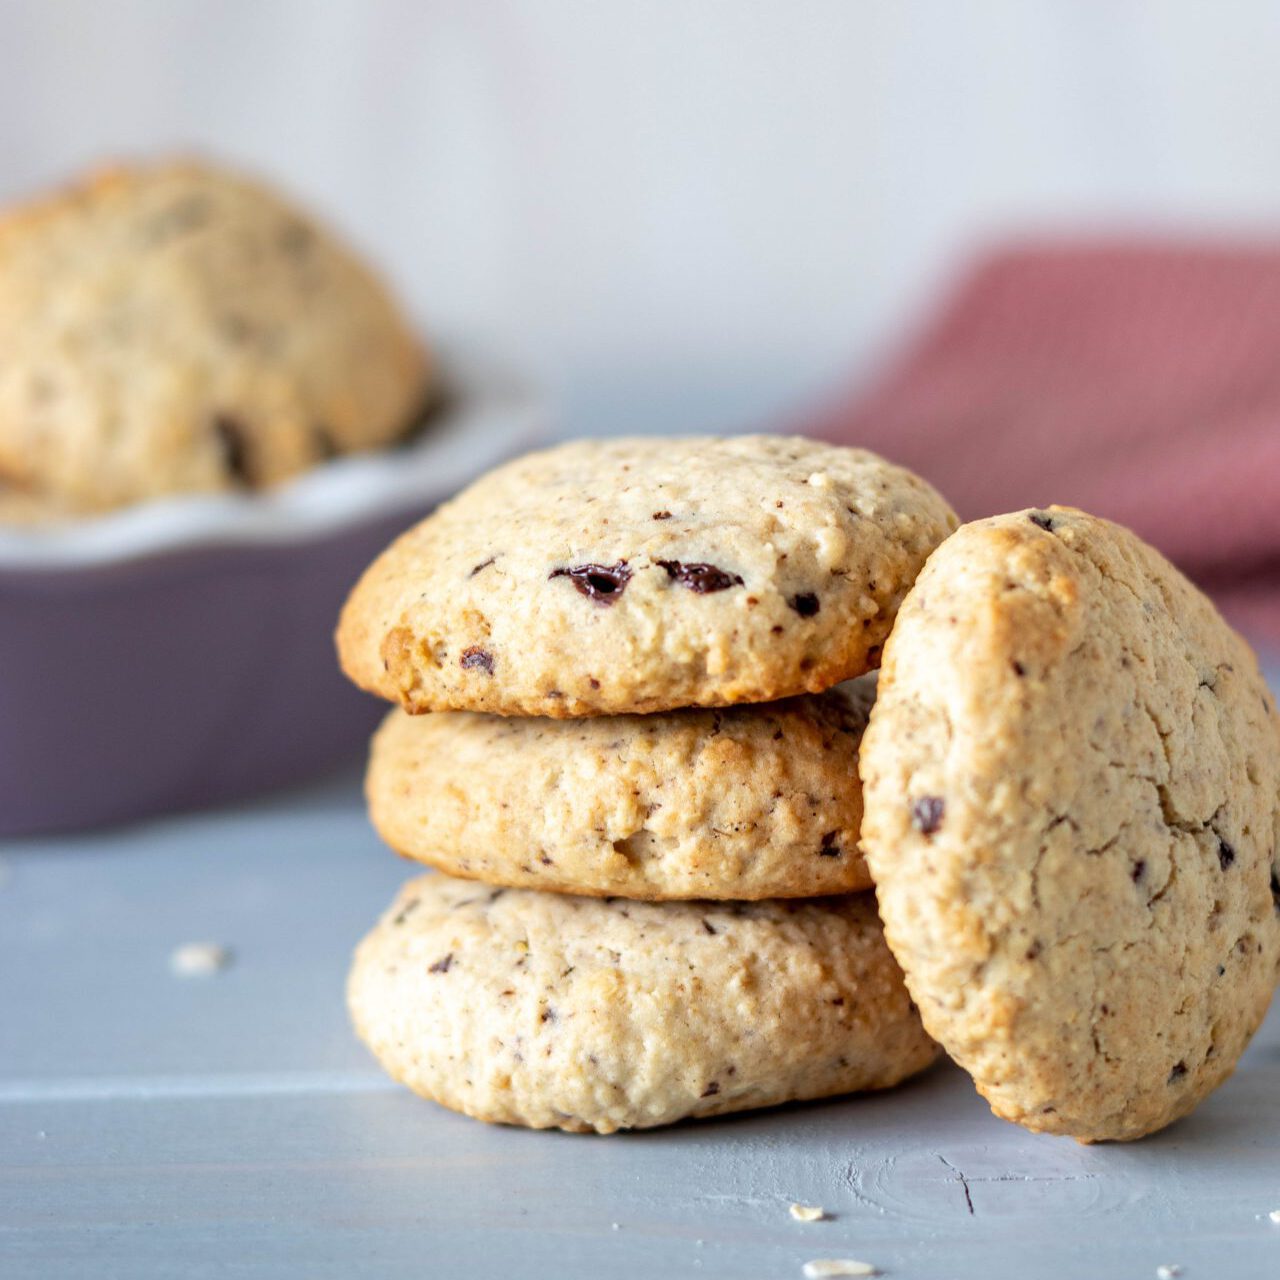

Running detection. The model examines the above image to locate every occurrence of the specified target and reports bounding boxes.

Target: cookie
[0,160,431,514]
[367,679,875,900]
[337,435,957,716]
[348,872,938,1132]
[0,484,69,525]
[859,507,1280,1142]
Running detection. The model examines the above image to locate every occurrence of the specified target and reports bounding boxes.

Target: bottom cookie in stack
[348,872,938,1133]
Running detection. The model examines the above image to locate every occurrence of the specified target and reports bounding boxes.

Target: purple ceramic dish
[0,349,542,836]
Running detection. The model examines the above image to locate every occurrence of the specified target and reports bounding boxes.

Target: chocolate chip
[469,557,496,578]
[1217,838,1236,870]
[910,795,945,835]
[818,831,842,858]
[700,1081,720,1097]
[279,220,314,254]
[1011,660,1027,676]
[1168,1060,1188,1083]
[1025,941,1042,960]
[392,898,420,926]
[701,918,718,936]
[1271,868,1280,912]
[790,593,820,617]
[213,414,252,485]
[549,561,632,604]
[428,952,453,974]
[1131,859,1146,883]
[652,510,672,520]
[657,560,744,593]
[460,646,495,675]
[145,195,212,243]
[830,996,845,1006]
[220,314,252,344]
[538,853,553,865]
[1028,511,1055,531]
[311,425,338,460]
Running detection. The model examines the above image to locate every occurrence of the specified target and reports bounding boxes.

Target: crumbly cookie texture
[0,159,430,514]
[367,678,875,900]
[860,506,1280,1143]
[348,872,938,1133]
[337,435,957,716]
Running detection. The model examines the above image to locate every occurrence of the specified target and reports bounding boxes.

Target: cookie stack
[337,435,1280,1142]
[336,436,957,1132]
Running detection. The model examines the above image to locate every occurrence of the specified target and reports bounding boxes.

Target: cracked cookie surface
[367,679,875,900]
[348,871,938,1132]
[860,507,1280,1142]
[337,435,957,716]
[0,160,430,514]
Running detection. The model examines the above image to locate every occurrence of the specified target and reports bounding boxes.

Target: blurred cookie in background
[0,157,538,836]
[0,158,433,517]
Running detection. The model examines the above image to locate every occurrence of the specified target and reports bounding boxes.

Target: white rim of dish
[0,345,544,571]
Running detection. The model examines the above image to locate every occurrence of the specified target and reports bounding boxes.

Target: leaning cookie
[367,679,875,900]
[348,873,938,1132]
[859,507,1280,1143]
[0,159,431,514]
[337,435,957,716]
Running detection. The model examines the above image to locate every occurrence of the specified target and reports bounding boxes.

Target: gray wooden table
[4,719,1280,1280]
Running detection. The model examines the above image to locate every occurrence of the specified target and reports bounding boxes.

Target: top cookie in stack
[337,434,959,718]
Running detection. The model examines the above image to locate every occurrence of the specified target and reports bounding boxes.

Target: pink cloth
[802,243,1280,648]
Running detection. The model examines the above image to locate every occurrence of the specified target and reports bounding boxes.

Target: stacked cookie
[337,436,1280,1142]
[337,435,958,1132]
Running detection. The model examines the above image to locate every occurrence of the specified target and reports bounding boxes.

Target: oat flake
[789,1203,826,1222]
[170,942,232,976]
[802,1260,877,1278]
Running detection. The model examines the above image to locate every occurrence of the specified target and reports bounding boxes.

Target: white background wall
[4,0,1280,434]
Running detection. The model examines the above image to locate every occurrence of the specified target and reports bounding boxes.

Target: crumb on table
[169,942,233,977]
